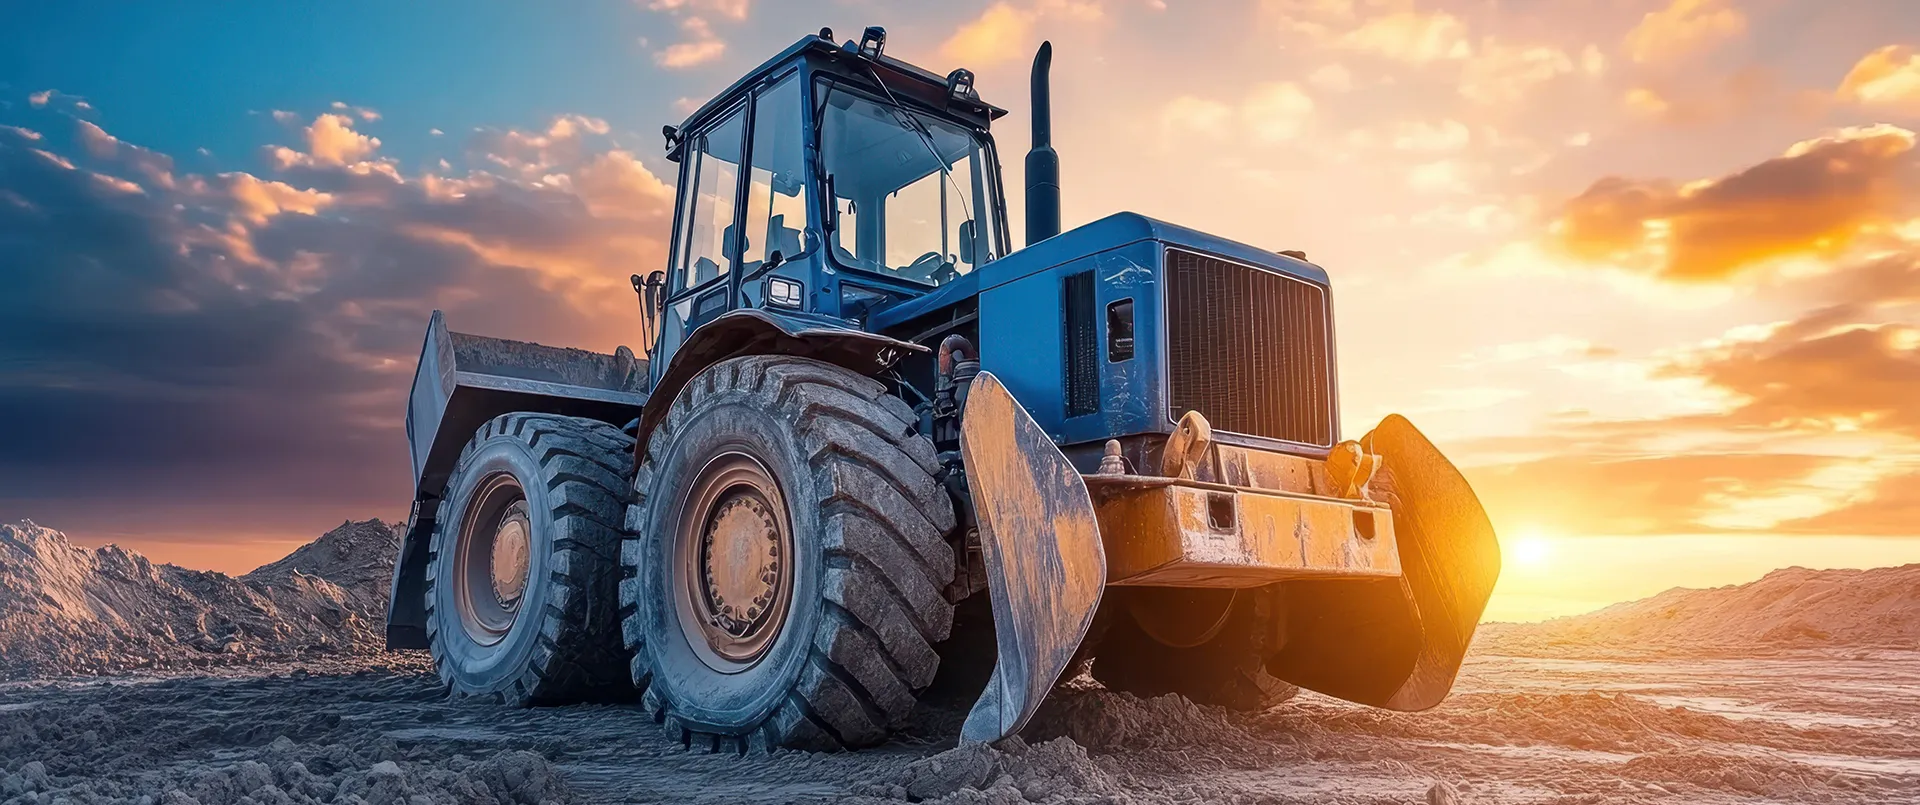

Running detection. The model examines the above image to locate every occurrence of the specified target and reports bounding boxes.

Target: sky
[5,0,1920,621]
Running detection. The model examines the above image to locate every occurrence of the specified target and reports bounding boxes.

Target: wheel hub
[700,493,782,638]
[490,502,531,608]
[675,452,794,670]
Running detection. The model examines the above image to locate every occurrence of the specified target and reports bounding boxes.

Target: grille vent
[1165,249,1334,446]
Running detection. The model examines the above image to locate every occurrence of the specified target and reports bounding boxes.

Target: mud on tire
[621,355,957,752]
[1091,587,1299,711]
[424,413,635,705]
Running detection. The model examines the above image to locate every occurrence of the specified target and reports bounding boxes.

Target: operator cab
[651,27,1010,377]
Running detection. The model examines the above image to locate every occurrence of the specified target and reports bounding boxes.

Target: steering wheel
[900,251,947,282]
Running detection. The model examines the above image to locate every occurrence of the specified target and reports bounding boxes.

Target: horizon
[7,0,1920,623]
[11,513,1918,625]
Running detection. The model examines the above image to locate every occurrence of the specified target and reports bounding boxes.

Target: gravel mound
[1481,563,1920,656]
[0,519,403,679]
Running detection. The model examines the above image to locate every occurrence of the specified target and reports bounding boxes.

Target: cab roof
[671,33,1008,148]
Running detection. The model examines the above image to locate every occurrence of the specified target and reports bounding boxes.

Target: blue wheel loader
[385,27,1501,752]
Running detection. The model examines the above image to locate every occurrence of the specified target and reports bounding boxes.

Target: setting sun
[1508,530,1554,569]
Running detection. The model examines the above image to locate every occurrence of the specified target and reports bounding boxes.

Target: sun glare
[1509,530,1554,569]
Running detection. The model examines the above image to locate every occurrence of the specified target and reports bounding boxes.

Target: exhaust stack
[1026,41,1060,246]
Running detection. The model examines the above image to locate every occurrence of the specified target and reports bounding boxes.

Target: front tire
[424,413,634,705]
[621,356,956,752]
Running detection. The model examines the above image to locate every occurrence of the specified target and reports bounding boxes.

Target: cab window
[672,107,746,292]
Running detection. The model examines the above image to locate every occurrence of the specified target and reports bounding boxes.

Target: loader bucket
[1263,414,1500,711]
[958,371,1107,743]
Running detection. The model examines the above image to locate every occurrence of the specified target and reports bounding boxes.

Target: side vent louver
[1064,271,1099,417]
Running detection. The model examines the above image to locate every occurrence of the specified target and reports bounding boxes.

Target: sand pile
[0,519,403,678]
[1482,563,1920,656]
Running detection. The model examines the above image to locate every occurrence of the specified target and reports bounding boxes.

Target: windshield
[816,80,1001,286]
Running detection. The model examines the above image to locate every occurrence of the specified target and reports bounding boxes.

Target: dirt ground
[5,645,1919,805]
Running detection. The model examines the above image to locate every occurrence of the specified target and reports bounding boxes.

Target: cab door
[659,104,748,356]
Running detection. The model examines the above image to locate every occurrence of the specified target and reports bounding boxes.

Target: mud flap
[958,371,1107,743]
[1264,414,1500,711]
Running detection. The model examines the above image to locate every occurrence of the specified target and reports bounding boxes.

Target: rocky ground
[4,522,1920,803]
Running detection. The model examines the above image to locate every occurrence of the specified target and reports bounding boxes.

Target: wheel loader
[384,27,1501,752]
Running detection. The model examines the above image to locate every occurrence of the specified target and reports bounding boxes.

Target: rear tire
[621,355,956,752]
[424,413,634,705]
[1092,587,1299,710]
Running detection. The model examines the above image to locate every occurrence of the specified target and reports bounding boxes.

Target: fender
[633,308,927,452]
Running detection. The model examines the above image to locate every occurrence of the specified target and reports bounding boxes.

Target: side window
[673,107,746,292]
[741,75,807,275]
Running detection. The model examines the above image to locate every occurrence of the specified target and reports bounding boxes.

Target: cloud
[1159,82,1313,144]
[1468,452,1836,536]
[1839,45,1920,114]
[1337,10,1470,63]
[644,0,749,21]
[469,114,613,178]
[655,16,726,68]
[223,173,334,224]
[1306,64,1353,92]
[1158,96,1234,139]
[272,113,383,168]
[28,90,51,108]
[1241,82,1315,143]
[941,0,1104,65]
[0,107,675,541]
[1665,305,1920,439]
[331,101,381,122]
[1623,0,1746,63]
[1547,125,1918,281]
[1459,41,1578,105]
[1261,0,1358,37]
[1775,470,1920,536]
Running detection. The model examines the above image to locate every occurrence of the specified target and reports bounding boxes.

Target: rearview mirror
[958,220,977,265]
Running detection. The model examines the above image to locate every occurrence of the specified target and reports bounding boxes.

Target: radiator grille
[1166,249,1334,446]
[1064,271,1099,416]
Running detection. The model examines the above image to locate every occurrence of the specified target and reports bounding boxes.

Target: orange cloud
[1623,0,1746,63]
[1839,45,1920,113]
[221,173,334,225]
[1548,125,1918,281]
[1338,10,1470,63]
[655,16,726,68]
[571,150,676,221]
[941,0,1103,65]
[1468,452,1834,537]
[1777,470,1920,536]
[1666,305,1920,438]
[303,113,381,165]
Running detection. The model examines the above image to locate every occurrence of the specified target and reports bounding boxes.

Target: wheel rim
[454,472,532,646]
[672,451,794,672]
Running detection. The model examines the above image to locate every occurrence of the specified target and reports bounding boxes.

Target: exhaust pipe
[1026,41,1061,247]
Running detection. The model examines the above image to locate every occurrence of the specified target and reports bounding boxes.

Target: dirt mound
[1481,563,1920,656]
[0,519,403,678]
